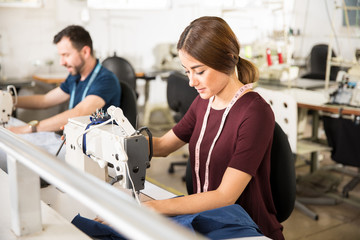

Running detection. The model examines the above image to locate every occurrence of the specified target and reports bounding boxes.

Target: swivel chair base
[168,154,189,182]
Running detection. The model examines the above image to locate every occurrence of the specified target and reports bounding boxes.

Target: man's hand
[7,125,32,134]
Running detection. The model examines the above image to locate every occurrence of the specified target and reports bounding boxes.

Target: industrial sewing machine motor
[64,106,151,193]
[0,85,17,126]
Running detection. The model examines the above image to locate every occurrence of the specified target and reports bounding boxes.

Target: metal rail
[0,128,205,240]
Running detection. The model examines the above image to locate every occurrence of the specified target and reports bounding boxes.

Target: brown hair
[53,25,94,56]
[177,16,258,84]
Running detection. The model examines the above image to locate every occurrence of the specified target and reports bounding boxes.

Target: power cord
[135,126,153,162]
[56,137,66,157]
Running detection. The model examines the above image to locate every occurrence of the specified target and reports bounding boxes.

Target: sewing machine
[0,85,16,125]
[64,106,150,193]
[329,69,360,107]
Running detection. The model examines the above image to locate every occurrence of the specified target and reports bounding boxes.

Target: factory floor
[142,111,360,240]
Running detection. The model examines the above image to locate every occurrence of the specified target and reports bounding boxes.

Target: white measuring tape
[194,83,253,193]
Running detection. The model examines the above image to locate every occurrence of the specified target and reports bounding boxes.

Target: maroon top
[173,91,284,240]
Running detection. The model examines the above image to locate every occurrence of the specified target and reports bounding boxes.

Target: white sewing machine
[64,106,150,192]
[0,85,16,125]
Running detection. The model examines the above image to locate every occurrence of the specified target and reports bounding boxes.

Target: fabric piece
[72,214,126,240]
[172,92,283,239]
[71,205,263,240]
[171,204,263,239]
[323,116,360,167]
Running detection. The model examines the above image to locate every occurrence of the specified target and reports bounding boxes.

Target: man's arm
[8,95,105,133]
[16,87,69,109]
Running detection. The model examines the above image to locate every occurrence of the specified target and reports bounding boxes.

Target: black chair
[119,81,137,128]
[185,122,296,223]
[166,71,198,176]
[102,54,138,97]
[167,71,198,122]
[270,122,296,222]
[301,44,340,81]
[323,115,360,198]
[102,56,138,128]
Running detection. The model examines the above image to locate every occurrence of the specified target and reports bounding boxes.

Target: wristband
[28,120,39,133]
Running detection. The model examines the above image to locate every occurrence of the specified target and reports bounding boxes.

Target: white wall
[0,0,358,80]
[0,0,290,79]
[291,0,360,61]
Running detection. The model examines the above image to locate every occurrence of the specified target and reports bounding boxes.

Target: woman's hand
[94,216,110,226]
[60,125,65,141]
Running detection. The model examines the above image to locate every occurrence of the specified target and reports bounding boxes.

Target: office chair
[119,81,137,128]
[301,44,340,81]
[184,122,296,223]
[323,115,360,198]
[167,71,198,123]
[255,87,333,220]
[166,71,198,176]
[102,54,138,97]
[101,55,138,128]
[270,122,297,222]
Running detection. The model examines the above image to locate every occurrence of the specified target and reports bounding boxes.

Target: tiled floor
[143,120,360,240]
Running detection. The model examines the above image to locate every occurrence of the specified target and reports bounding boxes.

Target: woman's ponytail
[236,56,259,84]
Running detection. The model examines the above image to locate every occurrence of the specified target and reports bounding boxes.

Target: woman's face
[179,50,230,100]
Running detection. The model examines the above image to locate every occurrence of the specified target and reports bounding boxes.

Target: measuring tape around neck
[194,83,253,193]
[69,62,102,109]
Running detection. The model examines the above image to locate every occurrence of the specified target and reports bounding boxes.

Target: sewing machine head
[0,85,17,125]
[64,106,150,192]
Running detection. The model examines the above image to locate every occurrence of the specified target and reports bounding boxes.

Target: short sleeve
[172,96,201,143]
[60,74,78,94]
[86,69,120,108]
[228,98,275,177]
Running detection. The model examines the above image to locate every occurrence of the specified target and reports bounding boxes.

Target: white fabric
[0,117,65,172]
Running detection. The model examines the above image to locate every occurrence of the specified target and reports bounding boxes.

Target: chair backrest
[184,122,296,223]
[185,156,193,195]
[255,87,298,153]
[270,122,296,222]
[119,81,137,128]
[303,44,339,81]
[166,71,198,122]
[102,55,137,91]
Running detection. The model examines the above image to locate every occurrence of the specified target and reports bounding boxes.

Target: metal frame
[0,128,205,240]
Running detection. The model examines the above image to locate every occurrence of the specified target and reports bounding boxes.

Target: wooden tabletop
[298,102,360,116]
[32,73,67,84]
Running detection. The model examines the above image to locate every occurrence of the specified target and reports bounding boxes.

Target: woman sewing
[143,16,283,240]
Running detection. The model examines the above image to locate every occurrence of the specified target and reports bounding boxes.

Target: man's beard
[69,57,85,76]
